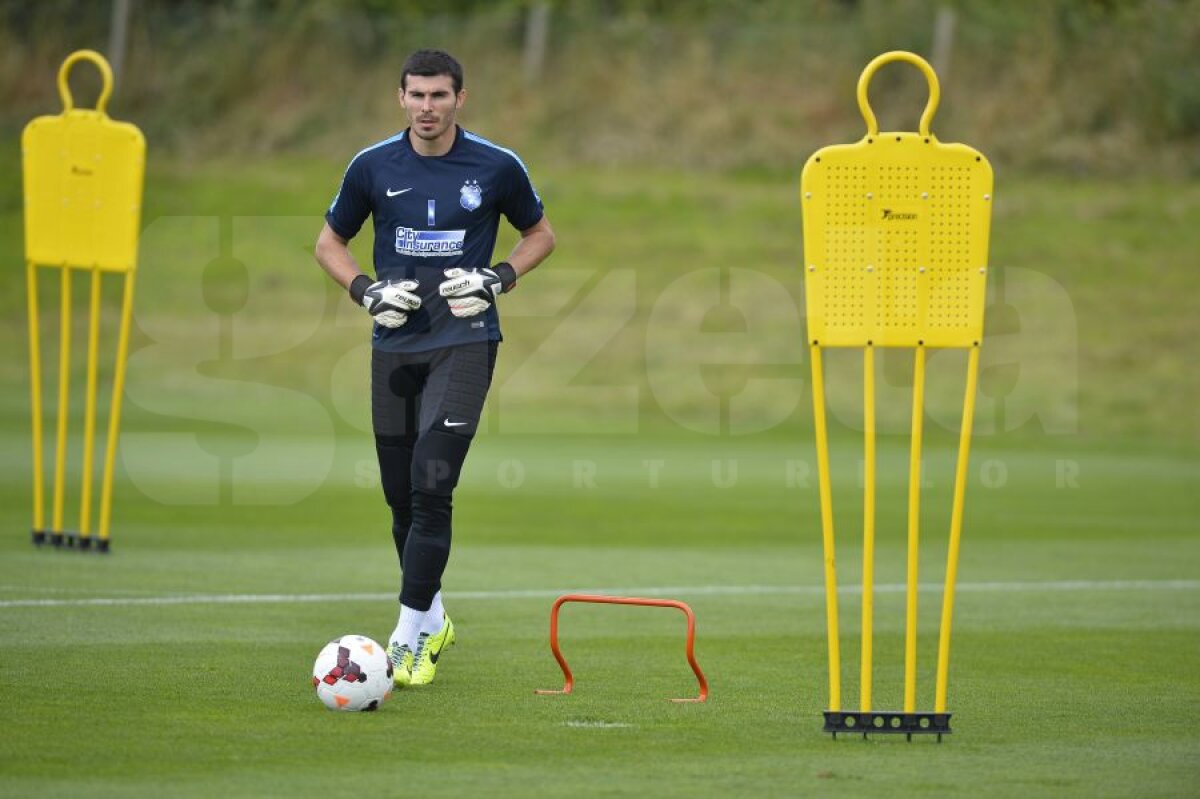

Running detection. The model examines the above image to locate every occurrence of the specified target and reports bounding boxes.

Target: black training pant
[371,341,497,610]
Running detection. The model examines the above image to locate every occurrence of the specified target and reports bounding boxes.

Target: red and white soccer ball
[312,635,392,711]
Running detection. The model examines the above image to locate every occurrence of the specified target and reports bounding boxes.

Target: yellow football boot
[409,614,455,686]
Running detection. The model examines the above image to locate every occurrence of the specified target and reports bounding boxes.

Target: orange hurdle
[535,594,709,703]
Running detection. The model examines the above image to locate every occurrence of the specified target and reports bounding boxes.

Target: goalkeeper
[314,49,555,688]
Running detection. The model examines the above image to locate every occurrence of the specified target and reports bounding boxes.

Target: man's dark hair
[401,49,464,94]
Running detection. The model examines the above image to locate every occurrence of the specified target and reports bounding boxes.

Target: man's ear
[456,89,467,110]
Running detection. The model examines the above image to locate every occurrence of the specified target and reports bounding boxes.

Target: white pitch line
[0,579,1196,609]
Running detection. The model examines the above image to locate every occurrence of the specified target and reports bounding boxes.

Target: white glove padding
[362,279,421,328]
[438,267,504,318]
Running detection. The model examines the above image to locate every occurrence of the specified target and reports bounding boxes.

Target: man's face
[400,74,464,142]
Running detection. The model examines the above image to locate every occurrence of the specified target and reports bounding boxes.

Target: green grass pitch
[0,155,1197,796]
[1,436,1197,797]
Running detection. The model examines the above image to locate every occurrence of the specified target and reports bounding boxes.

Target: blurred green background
[4,0,1199,173]
[1,0,1197,448]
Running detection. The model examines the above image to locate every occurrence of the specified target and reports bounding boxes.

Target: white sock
[389,604,426,651]
[421,591,446,635]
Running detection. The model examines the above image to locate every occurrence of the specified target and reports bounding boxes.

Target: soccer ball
[312,634,392,711]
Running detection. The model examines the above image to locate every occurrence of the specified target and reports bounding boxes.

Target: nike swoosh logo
[443,418,468,428]
[386,188,412,197]
[429,637,447,664]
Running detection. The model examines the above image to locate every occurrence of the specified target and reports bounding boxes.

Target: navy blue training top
[326,126,544,352]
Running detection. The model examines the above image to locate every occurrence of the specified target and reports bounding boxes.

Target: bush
[2,0,1196,174]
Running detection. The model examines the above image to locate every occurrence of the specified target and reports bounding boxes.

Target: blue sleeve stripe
[463,130,543,205]
[328,130,408,213]
[351,129,407,165]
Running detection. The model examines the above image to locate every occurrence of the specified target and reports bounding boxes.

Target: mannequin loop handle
[57,50,114,115]
[856,50,940,138]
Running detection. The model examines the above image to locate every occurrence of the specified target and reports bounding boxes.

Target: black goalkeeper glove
[437,262,517,318]
[350,275,421,328]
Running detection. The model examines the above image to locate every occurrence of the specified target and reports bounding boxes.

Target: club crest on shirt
[460,180,482,211]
